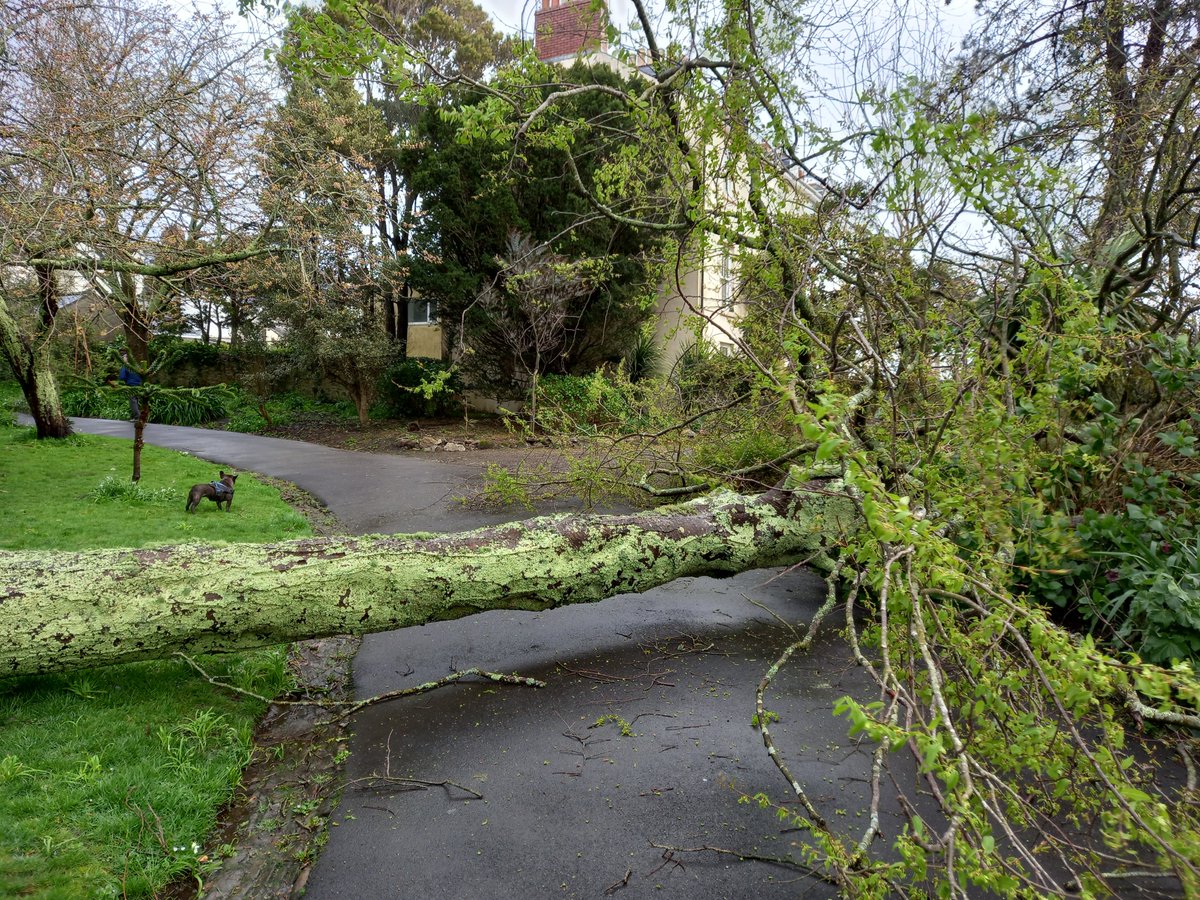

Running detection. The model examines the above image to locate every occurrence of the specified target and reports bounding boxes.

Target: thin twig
[346,774,483,799]
[646,841,839,887]
[741,593,799,636]
[176,653,544,721]
[602,868,631,895]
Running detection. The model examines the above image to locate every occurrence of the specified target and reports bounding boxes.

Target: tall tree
[0,0,274,436]
[960,0,1200,317]
[404,60,670,387]
[254,75,395,424]
[273,0,512,345]
[80,0,1200,891]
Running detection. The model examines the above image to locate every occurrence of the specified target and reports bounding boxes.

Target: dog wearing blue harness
[185,471,238,512]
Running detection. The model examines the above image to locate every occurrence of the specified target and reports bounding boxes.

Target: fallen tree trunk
[1,481,859,677]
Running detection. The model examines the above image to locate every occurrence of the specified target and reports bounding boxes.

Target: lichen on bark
[0,480,859,677]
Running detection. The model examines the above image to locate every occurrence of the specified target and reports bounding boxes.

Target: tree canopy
[0,0,273,435]
[193,0,1200,891]
[403,60,671,384]
[6,0,1200,893]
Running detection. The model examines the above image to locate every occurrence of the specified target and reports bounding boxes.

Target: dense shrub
[1027,445,1200,664]
[60,380,232,426]
[148,334,224,370]
[153,385,235,425]
[1023,342,1200,664]
[689,427,793,476]
[623,327,663,384]
[222,388,358,433]
[668,342,754,412]
[377,358,462,418]
[534,372,643,434]
[60,382,128,420]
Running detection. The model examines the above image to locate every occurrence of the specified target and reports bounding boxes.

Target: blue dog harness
[210,481,232,498]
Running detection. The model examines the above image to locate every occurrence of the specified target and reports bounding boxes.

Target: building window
[408,299,437,325]
[720,255,732,305]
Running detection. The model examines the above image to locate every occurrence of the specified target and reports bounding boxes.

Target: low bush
[149,334,224,371]
[668,342,754,412]
[59,381,128,420]
[377,358,461,418]
[689,425,793,476]
[1027,447,1200,665]
[534,371,643,434]
[1023,345,1200,665]
[222,388,360,433]
[60,381,232,426]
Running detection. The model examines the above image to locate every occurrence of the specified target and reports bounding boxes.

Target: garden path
[47,416,874,900]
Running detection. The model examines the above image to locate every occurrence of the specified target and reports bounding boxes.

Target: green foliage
[763,338,1200,896]
[691,428,792,475]
[60,378,233,426]
[59,381,128,420]
[534,371,642,434]
[1026,420,1200,664]
[0,421,309,897]
[404,62,667,387]
[90,474,178,505]
[377,357,462,418]
[221,388,353,434]
[147,385,235,426]
[472,462,535,511]
[148,334,225,371]
[668,342,753,412]
[623,326,663,383]
[590,713,634,736]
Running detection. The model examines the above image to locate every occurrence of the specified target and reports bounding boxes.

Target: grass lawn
[0,423,313,898]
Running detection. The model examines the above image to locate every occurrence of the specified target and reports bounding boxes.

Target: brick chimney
[534,0,608,62]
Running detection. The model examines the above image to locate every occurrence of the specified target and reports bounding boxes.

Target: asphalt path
[44,417,891,899]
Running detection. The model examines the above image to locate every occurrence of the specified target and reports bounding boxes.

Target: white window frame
[408,299,437,325]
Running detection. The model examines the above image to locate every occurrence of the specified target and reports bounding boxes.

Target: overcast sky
[479,0,537,36]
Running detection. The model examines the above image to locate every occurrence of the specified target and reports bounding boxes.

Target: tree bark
[0,481,858,678]
[131,400,150,482]
[0,294,72,439]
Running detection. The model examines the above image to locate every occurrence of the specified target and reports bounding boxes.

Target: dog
[186,471,238,513]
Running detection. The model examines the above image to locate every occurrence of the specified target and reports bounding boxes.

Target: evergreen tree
[403,61,670,388]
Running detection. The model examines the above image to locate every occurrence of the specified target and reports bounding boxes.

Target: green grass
[0,423,311,898]
[0,427,310,550]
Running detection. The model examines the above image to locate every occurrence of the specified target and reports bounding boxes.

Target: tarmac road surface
[40,417,892,899]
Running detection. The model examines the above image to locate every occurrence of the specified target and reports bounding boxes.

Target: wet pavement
[306,569,877,900]
[44,417,892,899]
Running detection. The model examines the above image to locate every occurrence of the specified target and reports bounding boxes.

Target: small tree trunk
[384,290,397,340]
[0,296,72,439]
[353,383,371,425]
[131,399,150,482]
[25,365,73,439]
[119,273,151,363]
[530,367,539,432]
[0,479,858,677]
